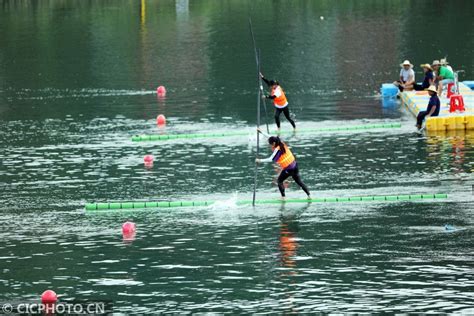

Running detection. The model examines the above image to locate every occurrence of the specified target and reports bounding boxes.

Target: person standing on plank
[260,73,296,131]
[416,85,440,130]
[255,128,310,199]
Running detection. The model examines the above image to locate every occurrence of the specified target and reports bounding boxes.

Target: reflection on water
[426,130,474,176]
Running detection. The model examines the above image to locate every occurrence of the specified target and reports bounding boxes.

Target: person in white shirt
[394,60,415,91]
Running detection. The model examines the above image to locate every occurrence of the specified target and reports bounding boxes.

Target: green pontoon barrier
[131,122,402,142]
[85,193,447,211]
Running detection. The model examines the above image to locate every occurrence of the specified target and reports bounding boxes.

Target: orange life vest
[272,86,288,108]
[276,144,295,169]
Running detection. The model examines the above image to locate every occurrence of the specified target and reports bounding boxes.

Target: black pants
[416,111,428,127]
[413,83,428,91]
[275,107,296,129]
[277,164,310,197]
[397,80,405,92]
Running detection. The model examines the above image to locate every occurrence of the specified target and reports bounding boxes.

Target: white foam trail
[208,194,238,211]
[6,88,156,100]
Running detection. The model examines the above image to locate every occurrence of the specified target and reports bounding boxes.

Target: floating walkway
[85,193,448,211]
[131,123,402,142]
[399,82,474,132]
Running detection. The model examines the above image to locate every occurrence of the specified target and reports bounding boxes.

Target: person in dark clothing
[416,85,440,130]
[413,64,435,91]
[256,128,310,199]
[260,73,296,131]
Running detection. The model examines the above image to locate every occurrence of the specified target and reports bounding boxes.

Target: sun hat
[420,63,432,70]
[400,60,413,67]
[432,60,441,66]
[440,58,449,65]
[427,85,437,94]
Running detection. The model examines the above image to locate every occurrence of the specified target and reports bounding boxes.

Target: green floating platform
[85,193,447,211]
[131,123,402,142]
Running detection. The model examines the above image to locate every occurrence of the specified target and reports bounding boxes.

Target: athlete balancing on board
[255,128,311,199]
[260,72,296,131]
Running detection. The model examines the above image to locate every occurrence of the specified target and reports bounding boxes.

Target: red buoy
[41,290,57,304]
[156,86,166,97]
[122,221,136,235]
[156,114,166,126]
[143,155,154,164]
[122,221,136,241]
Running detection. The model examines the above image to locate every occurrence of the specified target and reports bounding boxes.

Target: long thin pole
[249,18,261,206]
[249,18,269,133]
[258,50,270,133]
[252,70,261,205]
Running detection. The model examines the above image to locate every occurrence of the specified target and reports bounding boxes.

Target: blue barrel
[462,81,474,90]
[381,83,399,97]
[382,97,398,108]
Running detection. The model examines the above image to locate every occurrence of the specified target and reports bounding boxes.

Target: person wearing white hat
[416,85,440,130]
[394,60,415,91]
[440,58,454,73]
[432,60,454,95]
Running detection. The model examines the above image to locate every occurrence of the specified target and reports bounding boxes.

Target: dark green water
[1,0,473,313]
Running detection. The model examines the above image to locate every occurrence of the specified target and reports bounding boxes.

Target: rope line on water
[85,194,449,211]
[131,122,402,142]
